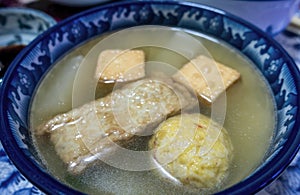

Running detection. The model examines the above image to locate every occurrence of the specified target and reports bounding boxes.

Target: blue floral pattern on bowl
[0,7,57,46]
[0,7,56,194]
[0,1,299,194]
[0,143,42,194]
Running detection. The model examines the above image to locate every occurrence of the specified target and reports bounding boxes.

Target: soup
[30,27,275,194]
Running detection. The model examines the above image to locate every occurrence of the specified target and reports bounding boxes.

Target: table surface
[0,1,299,194]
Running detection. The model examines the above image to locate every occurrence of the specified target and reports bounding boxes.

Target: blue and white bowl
[0,7,57,46]
[0,7,56,193]
[0,1,299,194]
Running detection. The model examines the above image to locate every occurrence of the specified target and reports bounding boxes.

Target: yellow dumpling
[149,113,233,189]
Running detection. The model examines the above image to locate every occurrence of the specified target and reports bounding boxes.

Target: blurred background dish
[0,7,56,46]
[190,0,300,35]
[0,7,56,83]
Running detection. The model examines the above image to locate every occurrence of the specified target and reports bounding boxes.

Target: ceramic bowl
[0,1,299,194]
[0,7,56,83]
[0,7,56,46]
[0,7,56,193]
[188,0,300,34]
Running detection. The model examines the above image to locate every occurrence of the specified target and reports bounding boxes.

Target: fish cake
[172,55,240,104]
[95,49,145,83]
[36,79,197,174]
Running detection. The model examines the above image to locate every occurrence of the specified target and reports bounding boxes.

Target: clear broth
[30,28,275,194]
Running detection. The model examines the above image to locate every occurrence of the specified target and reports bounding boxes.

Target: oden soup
[30,27,275,194]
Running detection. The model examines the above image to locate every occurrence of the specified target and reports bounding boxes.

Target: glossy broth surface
[30,28,275,194]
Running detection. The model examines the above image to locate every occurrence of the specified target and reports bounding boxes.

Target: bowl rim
[0,0,300,194]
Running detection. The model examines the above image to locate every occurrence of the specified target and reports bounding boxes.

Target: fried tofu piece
[36,79,197,174]
[95,49,145,83]
[172,55,240,103]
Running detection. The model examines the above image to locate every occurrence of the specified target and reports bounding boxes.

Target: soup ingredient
[173,55,240,104]
[36,79,197,174]
[149,113,233,189]
[95,49,145,83]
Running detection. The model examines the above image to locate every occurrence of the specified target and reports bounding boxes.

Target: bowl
[0,7,56,83]
[0,1,299,194]
[0,7,56,193]
[188,0,300,35]
[0,7,57,46]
